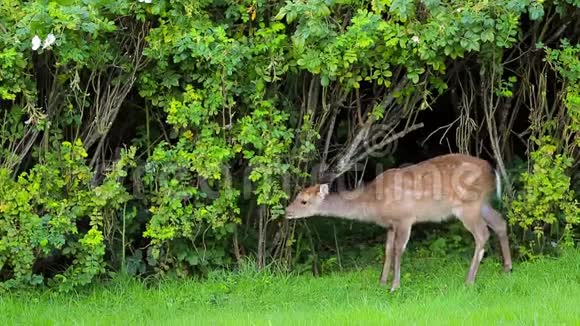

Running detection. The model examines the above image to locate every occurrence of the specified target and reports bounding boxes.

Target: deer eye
[301,200,308,205]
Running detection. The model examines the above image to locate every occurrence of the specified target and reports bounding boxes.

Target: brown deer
[285,154,512,292]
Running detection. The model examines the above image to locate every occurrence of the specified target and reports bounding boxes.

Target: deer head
[285,184,330,219]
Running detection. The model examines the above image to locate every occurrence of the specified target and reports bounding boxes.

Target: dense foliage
[0,0,578,290]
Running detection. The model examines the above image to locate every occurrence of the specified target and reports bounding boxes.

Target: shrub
[0,140,134,291]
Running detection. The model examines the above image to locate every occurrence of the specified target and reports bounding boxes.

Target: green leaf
[321,75,330,87]
[481,30,495,42]
[529,3,545,20]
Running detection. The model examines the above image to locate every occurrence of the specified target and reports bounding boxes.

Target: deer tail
[495,169,502,200]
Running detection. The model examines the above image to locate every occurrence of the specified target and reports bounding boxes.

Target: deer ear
[319,184,329,198]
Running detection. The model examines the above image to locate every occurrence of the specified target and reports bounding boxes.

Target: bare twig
[354,123,425,163]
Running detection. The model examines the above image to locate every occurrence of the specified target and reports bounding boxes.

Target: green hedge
[0,0,578,290]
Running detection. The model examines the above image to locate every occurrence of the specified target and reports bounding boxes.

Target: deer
[285,153,512,292]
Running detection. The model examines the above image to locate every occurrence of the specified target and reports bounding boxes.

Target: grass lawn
[1,250,579,325]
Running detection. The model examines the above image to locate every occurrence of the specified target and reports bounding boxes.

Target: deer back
[366,154,495,223]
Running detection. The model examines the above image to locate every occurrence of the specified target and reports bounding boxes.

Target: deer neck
[317,189,380,223]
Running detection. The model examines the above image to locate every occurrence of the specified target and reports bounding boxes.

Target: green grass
[1,250,580,325]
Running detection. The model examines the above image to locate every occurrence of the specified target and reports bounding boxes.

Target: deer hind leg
[481,203,512,272]
[458,208,490,284]
[380,227,395,285]
[390,222,412,292]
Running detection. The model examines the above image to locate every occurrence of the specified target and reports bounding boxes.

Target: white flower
[411,35,420,44]
[138,0,152,3]
[42,33,56,49]
[32,35,41,51]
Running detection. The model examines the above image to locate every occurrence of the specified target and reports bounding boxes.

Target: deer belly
[413,201,454,223]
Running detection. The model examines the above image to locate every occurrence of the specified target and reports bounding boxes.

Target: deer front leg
[391,223,412,292]
[379,227,395,285]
